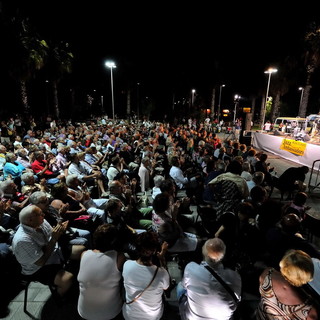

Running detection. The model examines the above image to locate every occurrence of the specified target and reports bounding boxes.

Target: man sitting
[177,238,241,320]
[12,205,84,298]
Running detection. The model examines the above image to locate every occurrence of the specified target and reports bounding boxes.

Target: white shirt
[78,250,123,320]
[180,261,241,320]
[138,163,150,192]
[12,220,63,275]
[169,165,188,189]
[122,260,170,320]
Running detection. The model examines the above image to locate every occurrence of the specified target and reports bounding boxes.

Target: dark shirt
[202,170,224,203]
[278,167,307,190]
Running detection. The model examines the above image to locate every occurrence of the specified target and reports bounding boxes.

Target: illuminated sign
[242,107,251,113]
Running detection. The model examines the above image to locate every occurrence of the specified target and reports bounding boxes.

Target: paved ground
[2,142,320,320]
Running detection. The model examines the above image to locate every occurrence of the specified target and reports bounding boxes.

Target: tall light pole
[233,94,241,124]
[299,87,304,110]
[105,61,116,121]
[101,95,104,113]
[262,67,277,129]
[191,89,196,107]
[217,84,225,122]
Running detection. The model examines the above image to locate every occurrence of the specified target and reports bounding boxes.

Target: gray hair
[141,156,150,165]
[21,171,35,183]
[17,149,28,157]
[29,191,48,205]
[202,238,226,266]
[153,175,165,187]
[0,179,14,195]
[65,174,79,187]
[5,152,16,162]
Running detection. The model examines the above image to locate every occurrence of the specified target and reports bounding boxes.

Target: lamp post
[299,87,304,110]
[262,67,277,129]
[105,61,116,121]
[233,94,240,124]
[217,84,225,122]
[191,89,196,107]
[101,95,104,113]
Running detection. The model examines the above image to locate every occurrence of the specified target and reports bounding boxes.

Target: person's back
[77,224,125,320]
[278,166,309,193]
[178,238,241,320]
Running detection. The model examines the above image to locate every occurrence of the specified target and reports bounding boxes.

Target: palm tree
[5,15,48,113]
[299,22,320,117]
[44,41,74,118]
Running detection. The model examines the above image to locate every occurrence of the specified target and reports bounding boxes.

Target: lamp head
[105,61,116,69]
[264,68,278,74]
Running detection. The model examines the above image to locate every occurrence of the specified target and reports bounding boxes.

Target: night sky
[3,1,319,119]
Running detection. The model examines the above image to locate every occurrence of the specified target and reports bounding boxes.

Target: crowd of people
[0,114,319,319]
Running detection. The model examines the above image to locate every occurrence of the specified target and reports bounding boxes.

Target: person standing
[263,121,272,132]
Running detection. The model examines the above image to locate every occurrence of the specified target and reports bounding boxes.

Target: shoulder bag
[126,266,159,304]
[204,265,240,304]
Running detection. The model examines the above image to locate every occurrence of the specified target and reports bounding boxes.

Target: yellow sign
[280,139,307,156]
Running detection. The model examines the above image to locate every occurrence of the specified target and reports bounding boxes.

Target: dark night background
[1,1,320,121]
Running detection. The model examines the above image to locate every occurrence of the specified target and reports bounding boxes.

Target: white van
[273,117,311,133]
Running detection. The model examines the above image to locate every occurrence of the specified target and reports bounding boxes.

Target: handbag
[204,265,240,304]
[126,267,159,304]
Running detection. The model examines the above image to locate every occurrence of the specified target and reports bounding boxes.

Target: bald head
[202,238,226,265]
[19,205,44,227]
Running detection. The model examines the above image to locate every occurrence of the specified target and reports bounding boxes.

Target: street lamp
[233,94,241,124]
[217,84,225,122]
[262,67,277,129]
[101,95,104,113]
[299,87,304,110]
[191,89,196,107]
[105,61,116,121]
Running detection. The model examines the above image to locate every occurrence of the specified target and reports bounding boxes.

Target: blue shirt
[3,161,25,179]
